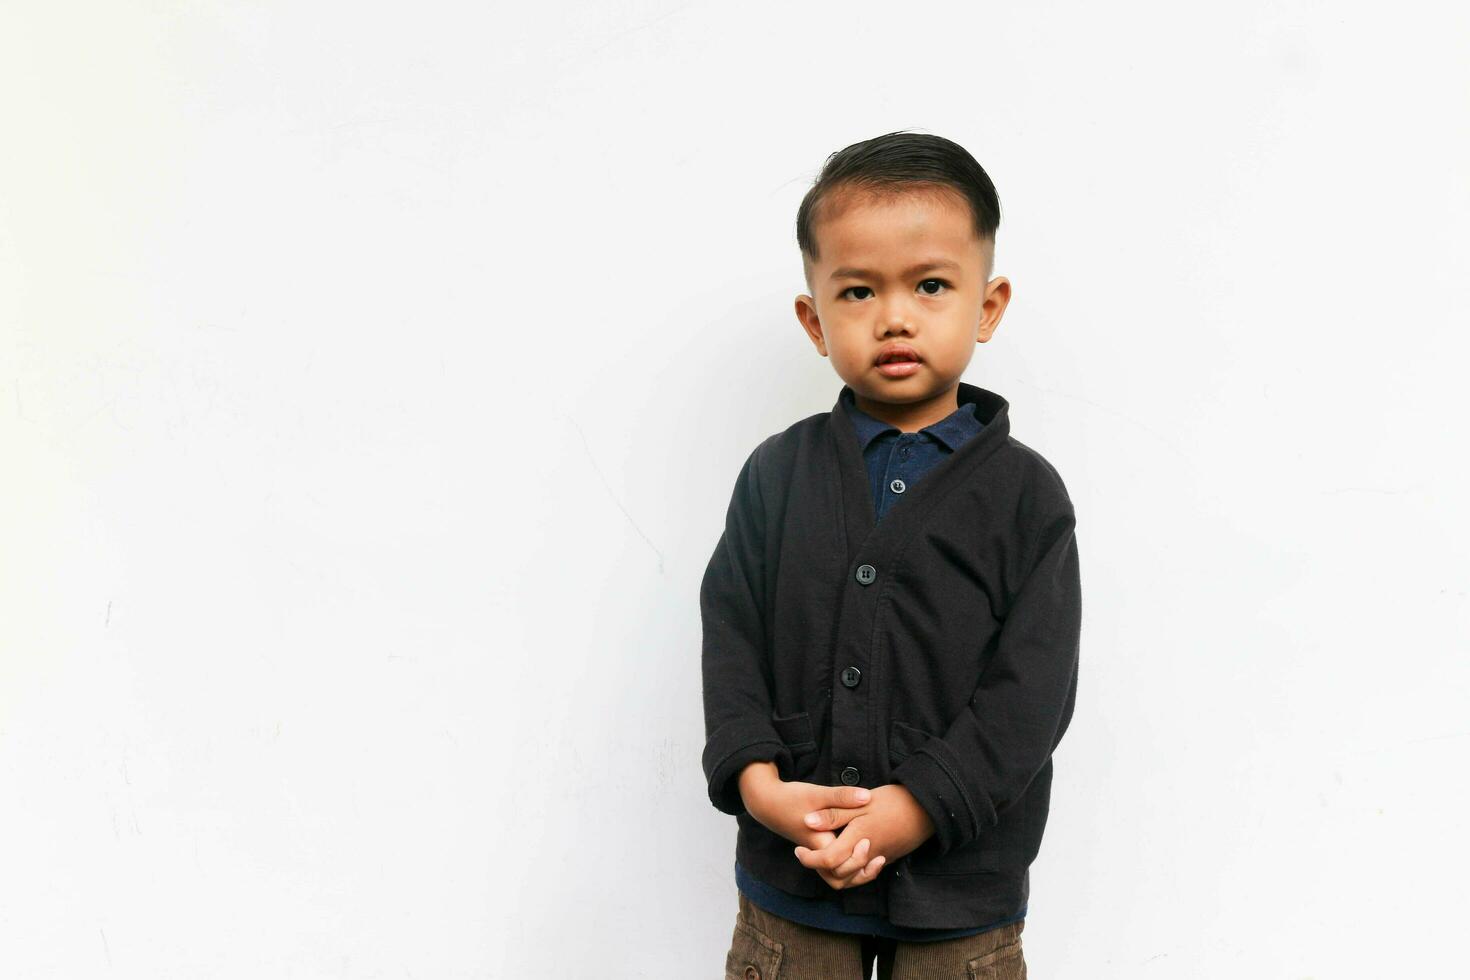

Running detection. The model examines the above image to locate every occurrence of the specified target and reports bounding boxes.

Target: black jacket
[700,381,1082,929]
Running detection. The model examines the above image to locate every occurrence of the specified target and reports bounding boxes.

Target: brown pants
[725,892,1027,980]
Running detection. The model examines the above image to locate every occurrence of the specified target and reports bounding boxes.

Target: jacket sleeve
[890,490,1081,855]
[699,443,791,816]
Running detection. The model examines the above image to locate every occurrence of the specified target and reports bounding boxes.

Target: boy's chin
[844,375,956,405]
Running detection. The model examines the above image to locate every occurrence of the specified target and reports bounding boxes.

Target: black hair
[796,130,1001,276]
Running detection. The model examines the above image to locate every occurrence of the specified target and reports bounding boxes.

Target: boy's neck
[852,384,962,433]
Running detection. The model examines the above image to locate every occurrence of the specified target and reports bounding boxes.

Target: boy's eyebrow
[829,259,962,281]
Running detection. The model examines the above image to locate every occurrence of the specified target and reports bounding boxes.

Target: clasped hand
[738,761,936,891]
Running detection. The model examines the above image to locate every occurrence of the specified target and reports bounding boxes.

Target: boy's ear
[976,275,1012,343]
[794,294,828,356]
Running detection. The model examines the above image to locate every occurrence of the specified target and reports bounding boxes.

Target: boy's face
[795,185,1010,429]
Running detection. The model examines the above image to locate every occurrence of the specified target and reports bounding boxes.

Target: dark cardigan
[735,387,1005,941]
[700,381,1082,930]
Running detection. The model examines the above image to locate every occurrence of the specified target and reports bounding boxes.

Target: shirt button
[840,666,861,688]
[855,564,876,585]
[840,767,861,785]
[889,478,906,494]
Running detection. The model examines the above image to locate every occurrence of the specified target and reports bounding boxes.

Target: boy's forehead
[809,185,986,272]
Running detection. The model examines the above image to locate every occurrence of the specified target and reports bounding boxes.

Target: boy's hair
[796,130,1001,283]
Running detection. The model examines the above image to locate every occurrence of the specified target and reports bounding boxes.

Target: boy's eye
[840,280,950,301]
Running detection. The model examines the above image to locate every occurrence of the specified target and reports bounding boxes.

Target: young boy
[700,131,1081,980]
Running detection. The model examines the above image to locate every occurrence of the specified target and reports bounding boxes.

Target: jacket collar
[829,381,1011,558]
[839,386,984,452]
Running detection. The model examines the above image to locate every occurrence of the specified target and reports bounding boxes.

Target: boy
[700,131,1081,980]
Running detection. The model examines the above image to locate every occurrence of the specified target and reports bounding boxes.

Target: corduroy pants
[725,892,1027,979]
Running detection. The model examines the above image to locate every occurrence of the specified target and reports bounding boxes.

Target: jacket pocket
[889,719,1002,874]
[771,710,817,776]
[888,719,931,766]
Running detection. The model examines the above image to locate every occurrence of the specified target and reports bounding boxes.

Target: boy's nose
[880,301,914,332]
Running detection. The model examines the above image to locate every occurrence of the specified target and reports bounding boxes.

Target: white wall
[2,2,1466,977]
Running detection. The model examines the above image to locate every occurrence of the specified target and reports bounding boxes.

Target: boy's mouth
[876,344,921,364]
[875,344,922,377]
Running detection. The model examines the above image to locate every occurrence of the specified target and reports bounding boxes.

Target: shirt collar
[839,386,983,452]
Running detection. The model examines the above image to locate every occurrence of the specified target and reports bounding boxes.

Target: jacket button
[889,478,906,493]
[840,766,860,785]
[840,666,861,688]
[855,563,876,585]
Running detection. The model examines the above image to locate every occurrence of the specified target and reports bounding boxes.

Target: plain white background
[2,2,1466,977]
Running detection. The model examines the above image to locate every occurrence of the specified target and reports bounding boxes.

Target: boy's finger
[803,807,857,832]
[794,844,829,869]
[842,854,886,886]
[831,838,871,878]
[827,852,885,891]
[857,855,886,881]
[827,785,871,808]
[794,838,852,870]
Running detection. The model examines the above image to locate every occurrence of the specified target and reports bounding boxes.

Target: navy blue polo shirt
[734,387,1026,941]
